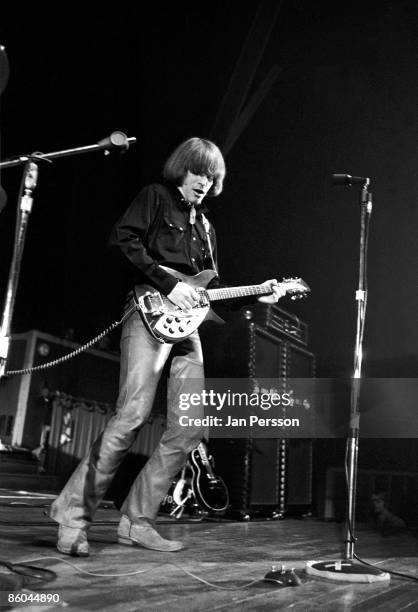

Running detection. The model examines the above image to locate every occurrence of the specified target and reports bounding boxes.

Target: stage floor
[0,490,417,611]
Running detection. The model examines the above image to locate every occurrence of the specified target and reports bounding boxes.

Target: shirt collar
[164,181,208,216]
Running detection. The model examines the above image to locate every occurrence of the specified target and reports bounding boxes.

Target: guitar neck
[196,443,213,472]
[205,284,272,302]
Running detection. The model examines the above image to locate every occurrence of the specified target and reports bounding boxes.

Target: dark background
[1,1,417,378]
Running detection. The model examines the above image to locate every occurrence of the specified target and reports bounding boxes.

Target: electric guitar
[189,441,229,513]
[135,266,310,343]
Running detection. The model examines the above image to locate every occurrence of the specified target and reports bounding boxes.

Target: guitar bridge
[138,291,166,316]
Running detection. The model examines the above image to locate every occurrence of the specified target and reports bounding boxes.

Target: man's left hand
[258,279,286,304]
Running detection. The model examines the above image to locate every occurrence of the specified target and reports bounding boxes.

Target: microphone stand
[306,179,389,582]
[345,179,371,561]
[0,132,136,379]
[0,161,38,379]
[0,132,136,169]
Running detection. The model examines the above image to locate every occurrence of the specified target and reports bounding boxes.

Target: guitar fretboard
[204,285,272,302]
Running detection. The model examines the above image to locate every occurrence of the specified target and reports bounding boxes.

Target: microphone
[332,174,369,187]
[97,131,136,153]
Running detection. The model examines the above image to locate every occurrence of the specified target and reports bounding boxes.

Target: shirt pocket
[160,214,187,252]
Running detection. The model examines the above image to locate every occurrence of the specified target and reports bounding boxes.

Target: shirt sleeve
[109,185,178,295]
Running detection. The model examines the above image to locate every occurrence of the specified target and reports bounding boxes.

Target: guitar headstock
[281,277,310,300]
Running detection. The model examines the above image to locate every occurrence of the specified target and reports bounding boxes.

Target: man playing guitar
[49,137,285,556]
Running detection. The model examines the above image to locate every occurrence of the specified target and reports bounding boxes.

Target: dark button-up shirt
[109,182,218,295]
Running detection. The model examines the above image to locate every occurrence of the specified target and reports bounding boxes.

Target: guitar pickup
[198,290,209,307]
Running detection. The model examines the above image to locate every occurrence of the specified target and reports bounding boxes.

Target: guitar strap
[199,213,218,276]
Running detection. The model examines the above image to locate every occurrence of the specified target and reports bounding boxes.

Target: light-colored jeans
[50,306,206,528]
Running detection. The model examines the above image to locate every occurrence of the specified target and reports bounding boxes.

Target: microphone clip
[332,174,369,187]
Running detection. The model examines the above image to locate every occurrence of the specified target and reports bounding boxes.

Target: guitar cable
[11,554,418,592]
[15,556,266,590]
[4,303,139,377]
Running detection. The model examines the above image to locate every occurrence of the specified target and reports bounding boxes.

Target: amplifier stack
[200,303,315,519]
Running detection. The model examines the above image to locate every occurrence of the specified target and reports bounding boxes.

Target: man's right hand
[167,282,200,310]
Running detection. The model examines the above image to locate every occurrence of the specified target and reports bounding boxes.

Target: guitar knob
[168,328,174,334]
[179,327,185,332]
[175,317,181,323]
[166,317,173,323]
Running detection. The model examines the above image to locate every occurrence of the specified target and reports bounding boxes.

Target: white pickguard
[153,305,210,340]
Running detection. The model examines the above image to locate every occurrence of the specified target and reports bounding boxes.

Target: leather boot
[57,525,89,557]
[117,515,183,552]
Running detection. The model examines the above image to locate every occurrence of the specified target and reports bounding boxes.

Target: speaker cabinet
[201,306,315,517]
[210,437,313,517]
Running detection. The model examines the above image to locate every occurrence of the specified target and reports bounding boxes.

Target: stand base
[306,560,390,583]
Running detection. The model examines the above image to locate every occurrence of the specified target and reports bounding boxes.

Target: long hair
[163,137,226,196]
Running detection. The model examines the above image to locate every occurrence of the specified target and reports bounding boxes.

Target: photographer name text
[178,415,300,428]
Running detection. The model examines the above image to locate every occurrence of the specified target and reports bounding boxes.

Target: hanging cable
[4,304,138,377]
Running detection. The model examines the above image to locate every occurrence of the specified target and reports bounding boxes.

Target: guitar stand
[170,490,194,519]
